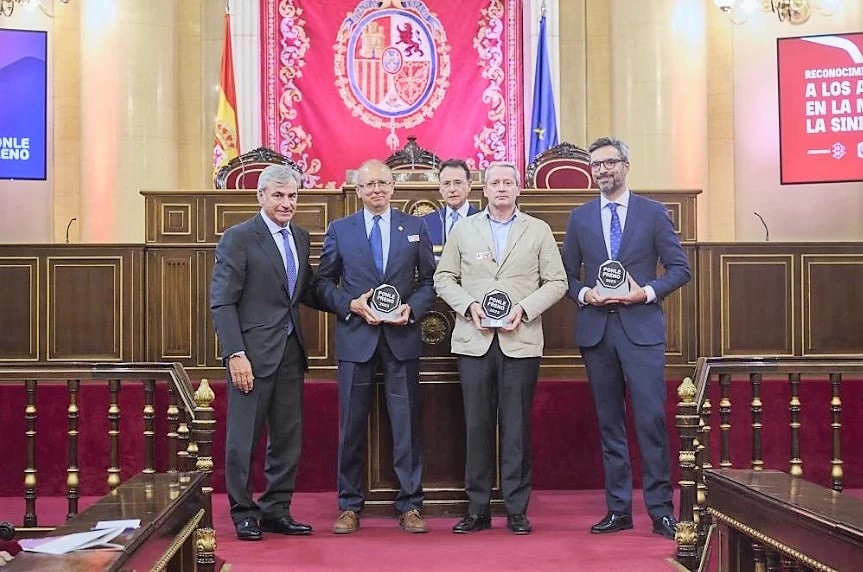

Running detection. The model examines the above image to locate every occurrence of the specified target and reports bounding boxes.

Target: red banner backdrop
[261,0,524,188]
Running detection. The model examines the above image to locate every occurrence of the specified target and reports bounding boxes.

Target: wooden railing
[704,468,863,572]
[0,362,216,568]
[674,356,863,570]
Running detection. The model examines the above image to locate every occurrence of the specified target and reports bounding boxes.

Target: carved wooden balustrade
[0,362,216,569]
[674,356,863,570]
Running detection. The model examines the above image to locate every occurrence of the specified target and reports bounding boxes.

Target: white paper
[22,527,125,555]
[94,519,140,530]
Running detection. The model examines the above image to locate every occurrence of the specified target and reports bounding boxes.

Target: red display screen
[778,32,863,184]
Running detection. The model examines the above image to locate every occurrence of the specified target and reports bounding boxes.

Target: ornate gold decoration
[675,520,698,546]
[196,455,214,473]
[410,200,439,217]
[420,311,449,345]
[708,508,837,572]
[677,377,696,403]
[713,0,837,25]
[196,525,217,555]
[150,509,205,571]
[679,451,696,465]
[194,378,215,408]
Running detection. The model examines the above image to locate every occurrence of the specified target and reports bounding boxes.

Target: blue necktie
[609,202,622,260]
[449,210,460,235]
[370,215,384,277]
[280,228,297,335]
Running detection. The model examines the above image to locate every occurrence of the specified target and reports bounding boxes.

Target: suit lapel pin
[398,226,403,232]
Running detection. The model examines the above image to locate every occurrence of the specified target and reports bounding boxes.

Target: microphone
[238,160,247,189]
[753,211,769,242]
[65,217,77,243]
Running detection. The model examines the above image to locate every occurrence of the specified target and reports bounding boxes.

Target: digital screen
[0,28,47,180]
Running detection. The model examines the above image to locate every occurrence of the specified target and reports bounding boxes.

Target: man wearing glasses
[314,159,436,535]
[421,158,480,254]
[562,137,691,540]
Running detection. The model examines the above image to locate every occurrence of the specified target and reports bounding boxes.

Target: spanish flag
[213,9,240,177]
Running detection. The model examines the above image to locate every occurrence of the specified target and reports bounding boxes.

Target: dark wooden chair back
[214,147,301,190]
[525,142,594,189]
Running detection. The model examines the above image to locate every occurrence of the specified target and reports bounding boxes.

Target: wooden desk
[7,472,208,572]
[705,469,863,571]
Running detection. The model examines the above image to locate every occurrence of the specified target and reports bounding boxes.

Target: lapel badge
[398,226,404,232]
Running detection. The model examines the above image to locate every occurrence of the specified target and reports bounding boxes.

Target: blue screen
[0,28,47,180]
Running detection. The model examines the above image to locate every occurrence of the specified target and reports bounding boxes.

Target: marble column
[609,0,707,234]
[79,0,177,242]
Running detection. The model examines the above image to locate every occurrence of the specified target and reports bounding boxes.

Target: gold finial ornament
[678,377,696,403]
[195,379,215,407]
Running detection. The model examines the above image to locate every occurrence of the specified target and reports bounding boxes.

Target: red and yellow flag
[213,10,240,177]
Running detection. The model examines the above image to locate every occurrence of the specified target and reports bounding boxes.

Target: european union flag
[528,12,558,163]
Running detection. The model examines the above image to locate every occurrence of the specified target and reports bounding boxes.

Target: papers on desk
[94,519,140,530]
[20,520,138,555]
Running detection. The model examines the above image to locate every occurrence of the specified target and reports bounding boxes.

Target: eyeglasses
[589,158,627,171]
[440,179,467,188]
[360,180,394,190]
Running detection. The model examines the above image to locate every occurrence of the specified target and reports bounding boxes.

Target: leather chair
[525,142,594,189]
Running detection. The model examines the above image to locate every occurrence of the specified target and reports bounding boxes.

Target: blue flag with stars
[529,12,558,162]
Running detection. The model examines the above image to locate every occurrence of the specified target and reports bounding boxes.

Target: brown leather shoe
[332,510,359,534]
[399,509,429,533]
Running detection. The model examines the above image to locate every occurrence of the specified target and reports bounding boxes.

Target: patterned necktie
[609,202,622,260]
[449,210,460,235]
[370,215,384,277]
[279,228,297,335]
[280,228,298,296]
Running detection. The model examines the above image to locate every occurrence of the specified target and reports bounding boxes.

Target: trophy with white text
[596,260,630,298]
[370,284,402,321]
[481,289,512,328]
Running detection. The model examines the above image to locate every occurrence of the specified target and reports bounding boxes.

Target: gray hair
[257,164,303,193]
[588,137,630,163]
[483,161,521,187]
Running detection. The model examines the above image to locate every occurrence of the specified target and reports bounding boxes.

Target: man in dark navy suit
[421,158,480,255]
[314,159,436,535]
[211,165,320,541]
[562,137,691,540]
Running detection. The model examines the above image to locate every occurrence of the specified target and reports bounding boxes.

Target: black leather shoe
[652,514,677,539]
[506,514,532,535]
[452,514,491,533]
[590,511,633,534]
[235,516,262,541]
[261,515,313,535]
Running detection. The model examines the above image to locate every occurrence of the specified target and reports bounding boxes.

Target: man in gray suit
[434,161,567,535]
[211,165,320,541]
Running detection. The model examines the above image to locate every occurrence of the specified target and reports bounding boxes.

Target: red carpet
[0,490,682,571]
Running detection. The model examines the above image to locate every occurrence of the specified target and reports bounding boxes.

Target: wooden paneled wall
[3,187,861,514]
[2,188,861,379]
[0,246,144,362]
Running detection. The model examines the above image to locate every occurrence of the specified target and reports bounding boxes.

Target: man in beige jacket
[434,161,567,535]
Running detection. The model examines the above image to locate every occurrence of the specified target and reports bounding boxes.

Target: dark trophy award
[481,289,512,328]
[370,284,401,321]
[596,260,630,298]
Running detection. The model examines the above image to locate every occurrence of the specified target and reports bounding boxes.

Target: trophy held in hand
[596,260,630,298]
[481,289,512,328]
[370,284,401,322]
